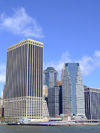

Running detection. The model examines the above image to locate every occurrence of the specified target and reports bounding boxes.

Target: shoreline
[0,122,100,126]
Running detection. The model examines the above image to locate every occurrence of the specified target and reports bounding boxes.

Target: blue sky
[0,0,100,96]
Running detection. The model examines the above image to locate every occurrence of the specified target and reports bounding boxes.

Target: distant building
[0,97,4,117]
[43,85,48,98]
[0,97,3,108]
[62,63,85,118]
[48,81,62,117]
[55,81,63,86]
[43,100,49,118]
[43,67,58,88]
[4,39,43,119]
[0,108,4,117]
[84,87,100,119]
[43,85,48,106]
[56,115,71,121]
[2,85,6,99]
[48,87,60,117]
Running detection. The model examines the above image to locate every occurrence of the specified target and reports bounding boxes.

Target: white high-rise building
[62,63,85,118]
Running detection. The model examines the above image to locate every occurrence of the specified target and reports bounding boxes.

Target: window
[50,73,54,79]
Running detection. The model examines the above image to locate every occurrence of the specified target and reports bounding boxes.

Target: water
[0,125,100,133]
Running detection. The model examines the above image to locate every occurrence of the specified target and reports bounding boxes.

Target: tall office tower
[55,81,63,116]
[48,81,62,117]
[84,87,100,119]
[43,67,58,88]
[62,63,85,118]
[4,39,43,119]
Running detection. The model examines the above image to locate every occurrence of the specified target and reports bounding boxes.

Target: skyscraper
[4,39,43,119]
[84,87,100,119]
[62,63,85,118]
[48,87,60,117]
[48,81,62,117]
[43,67,58,88]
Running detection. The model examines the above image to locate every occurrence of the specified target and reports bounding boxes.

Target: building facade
[48,87,59,117]
[43,67,58,88]
[4,39,43,119]
[84,87,100,119]
[62,63,85,117]
[48,82,62,117]
[43,85,48,98]
[0,97,4,117]
[0,97,3,108]
[43,100,49,118]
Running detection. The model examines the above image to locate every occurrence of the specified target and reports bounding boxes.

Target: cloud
[44,50,100,79]
[0,64,6,83]
[44,51,71,71]
[93,50,100,67]
[76,56,94,76]
[94,51,100,57]
[44,52,72,79]
[0,7,44,38]
[0,74,5,82]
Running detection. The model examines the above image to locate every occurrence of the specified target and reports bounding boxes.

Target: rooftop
[44,67,56,71]
[7,38,43,52]
[55,81,63,86]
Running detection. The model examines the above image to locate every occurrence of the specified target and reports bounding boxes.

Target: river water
[0,125,100,133]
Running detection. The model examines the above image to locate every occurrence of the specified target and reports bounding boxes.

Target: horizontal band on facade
[7,39,43,52]
[4,96,43,101]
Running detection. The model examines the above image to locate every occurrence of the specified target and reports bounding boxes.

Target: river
[0,125,100,133]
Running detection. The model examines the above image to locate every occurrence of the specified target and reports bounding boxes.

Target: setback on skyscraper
[61,63,86,120]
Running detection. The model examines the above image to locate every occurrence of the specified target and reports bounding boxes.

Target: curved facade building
[62,63,85,117]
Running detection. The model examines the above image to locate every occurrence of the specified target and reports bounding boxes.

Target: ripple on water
[0,125,100,133]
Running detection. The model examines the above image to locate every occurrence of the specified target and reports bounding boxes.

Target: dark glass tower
[48,85,62,117]
[4,39,43,119]
[84,87,100,119]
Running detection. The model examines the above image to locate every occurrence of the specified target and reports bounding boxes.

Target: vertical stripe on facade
[4,39,43,119]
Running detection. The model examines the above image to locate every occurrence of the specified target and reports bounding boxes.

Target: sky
[0,0,100,96]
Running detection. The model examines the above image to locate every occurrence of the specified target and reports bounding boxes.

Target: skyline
[0,0,100,96]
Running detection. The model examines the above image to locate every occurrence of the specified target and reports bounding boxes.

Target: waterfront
[0,125,100,133]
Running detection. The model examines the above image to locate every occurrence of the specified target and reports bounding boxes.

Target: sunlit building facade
[62,63,85,117]
[4,39,43,119]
